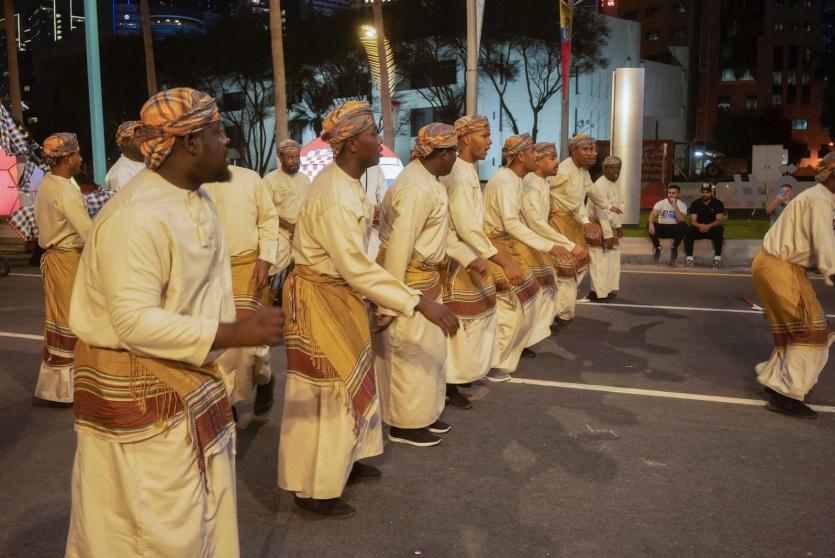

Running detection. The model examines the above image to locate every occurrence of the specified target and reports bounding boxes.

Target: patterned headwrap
[815,152,835,184]
[277,139,301,154]
[567,134,596,152]
[115,120,144,150]
[321,100,376,157]
[42,132,80,167]
[502,133,534,163]
[139,87,222,171]
[533,142,557,160]
[454,115,490,137]
[411,123,457,160]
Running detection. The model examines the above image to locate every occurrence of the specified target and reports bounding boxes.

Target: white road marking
[622,269,826,281]
[580,301,835,318]
[0,331,43,340]
[508,377,835,414]
[8,273,41,277]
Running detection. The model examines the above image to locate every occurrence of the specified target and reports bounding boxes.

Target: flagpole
[83,0,106,183]
[465,0,477,115]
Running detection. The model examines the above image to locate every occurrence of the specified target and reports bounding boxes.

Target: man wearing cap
[522,142,586,329]
[685,183,725,268]
[105,120,146,191]
[440,115,522,407]
[586,155,624,301]
[204,165,279,418]
[277,101,459,518]
[550,134,615,323]
[263,139,311,287]
[484,133,569,376]
[374,123,473,447]
[752,152,835,419]
[33,132,90,406]
[66,88,284,556]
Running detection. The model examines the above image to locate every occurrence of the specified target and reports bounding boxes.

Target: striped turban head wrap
[567,134,596,153]
[139,87,222,171]
[115,120,144,150]
[411,123,457,160]
[277,139,301,154]
[454,115,490,138]
[321,100,376,157]
[502,133,534,163]
[533,142,557,160]
[815,151,835,184]
[42,132,80,167]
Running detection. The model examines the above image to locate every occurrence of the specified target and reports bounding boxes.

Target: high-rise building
[604,0,828,165]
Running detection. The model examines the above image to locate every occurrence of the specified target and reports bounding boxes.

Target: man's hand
[549,245,571,260]
[604,238,615,250]
[279,217,296,235]
[648,223,656,236]
[253,259,270,291]
[467,257,491,282]
[698,224,710,233]
[571,244,588,260]
[501,259,525,286]
[213,307,285,349]
[373,314,395,334]
[610,206,623,215]
[416,296,459,337]
[616,227,624,239]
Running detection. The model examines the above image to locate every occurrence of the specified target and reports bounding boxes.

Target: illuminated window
[792,119,808,130]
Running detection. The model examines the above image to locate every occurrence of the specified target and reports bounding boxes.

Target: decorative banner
[559,0,572,101]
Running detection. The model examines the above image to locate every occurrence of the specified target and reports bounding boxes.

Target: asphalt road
[1,262,834,557]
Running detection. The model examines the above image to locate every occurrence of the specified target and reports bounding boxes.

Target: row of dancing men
[32,88,628,555]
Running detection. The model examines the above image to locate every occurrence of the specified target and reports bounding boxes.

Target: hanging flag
[559,0,572,101]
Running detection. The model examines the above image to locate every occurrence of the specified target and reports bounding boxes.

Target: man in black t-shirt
[685,183,725,268]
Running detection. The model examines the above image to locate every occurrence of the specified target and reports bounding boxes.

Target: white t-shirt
[653,199,687,225]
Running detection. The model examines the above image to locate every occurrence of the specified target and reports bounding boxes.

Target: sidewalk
[620,237,760,268]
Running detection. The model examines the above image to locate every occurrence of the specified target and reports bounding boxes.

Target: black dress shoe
[446,385,473,410]
[349,461,382,481]
[766,392,817,419]
[426,420,451,434]
[554,317,573,327]
[253,375,276,416]
[294,496,355,518]
[388,426,442,447]
[521,347,536,358]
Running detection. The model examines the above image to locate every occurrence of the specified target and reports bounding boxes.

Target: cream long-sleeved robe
[35,172,91,250]
[278,162,420,500]
[484,167,552,372]
[66,169,238,558]
[754,183,835,400]
[204,165,278,406]
[374,160,472,428]
[586,175,623,298]
[104,155,146,192]
[439,158,500,383]
[263,167,311,275]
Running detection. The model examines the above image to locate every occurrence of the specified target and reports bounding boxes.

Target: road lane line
[0,331,43,340]
[621,269,826,281]
[8,273,41,277]
[580,301,835,318]
[508,377,835,414]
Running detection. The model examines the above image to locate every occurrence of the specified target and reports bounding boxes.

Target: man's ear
[183,133,201,156]
[344,136,359,155]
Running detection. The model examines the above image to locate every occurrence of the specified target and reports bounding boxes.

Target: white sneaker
[485,369,511,382]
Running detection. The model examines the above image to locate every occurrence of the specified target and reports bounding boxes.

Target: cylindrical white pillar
[610,68,645,226]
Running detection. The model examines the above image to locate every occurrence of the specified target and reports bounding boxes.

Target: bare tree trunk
[140,0,157,96]
[3,0,22,122]
[373,0,394,150]
[269,0,289,143]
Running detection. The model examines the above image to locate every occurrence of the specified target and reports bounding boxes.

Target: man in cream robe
[441,115,522,403]
[65,88,284,557]
[550,134,619,323]
[521,142,586,334]
[586,156,624,301]
[752,153,835,419]
[204,165,278,415]
[104,120,146,191]
[484,134,570,374]
[277,101,458,518]
[263,139,311,288]
[33,132,90,405]
[374,123,476,447]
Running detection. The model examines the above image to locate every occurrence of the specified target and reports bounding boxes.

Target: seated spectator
[765,183,792,226]
[648,184,688,264]
[685,183,725,269]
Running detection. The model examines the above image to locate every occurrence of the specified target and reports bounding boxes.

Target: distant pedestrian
[647,184,688,264]
[765,183,793,227]
[685,183,725,269]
